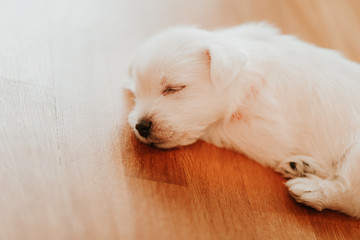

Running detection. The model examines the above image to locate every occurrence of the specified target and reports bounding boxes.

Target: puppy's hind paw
[276,155,318,179]
[286,176,326,211]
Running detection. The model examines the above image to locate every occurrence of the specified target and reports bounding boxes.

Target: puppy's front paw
[286,176,326,211]
[276,155,317,178]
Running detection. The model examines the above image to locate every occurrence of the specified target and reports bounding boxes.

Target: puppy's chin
[135,132,198,149]
[137,138,182,149]
[151,141,180,149]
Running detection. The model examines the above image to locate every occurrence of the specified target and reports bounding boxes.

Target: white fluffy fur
[127,22,360,218]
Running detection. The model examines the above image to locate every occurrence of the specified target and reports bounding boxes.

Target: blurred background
[0,0,359,239]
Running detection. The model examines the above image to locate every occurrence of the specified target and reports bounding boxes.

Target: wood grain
[0,0,359,239]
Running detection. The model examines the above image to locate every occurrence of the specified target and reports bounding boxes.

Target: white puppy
[126,23,360,218]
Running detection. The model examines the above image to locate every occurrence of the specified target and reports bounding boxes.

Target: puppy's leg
[286,175,346,211]
[286,146,360,218]
[276,155,327,179]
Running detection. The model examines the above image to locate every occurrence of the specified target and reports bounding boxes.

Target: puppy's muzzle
[135,119,152,138]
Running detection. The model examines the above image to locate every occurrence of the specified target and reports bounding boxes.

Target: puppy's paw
[276,155,318,178]
[286,176,326,211]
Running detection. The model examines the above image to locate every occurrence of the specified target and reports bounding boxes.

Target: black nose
[135,119,152,138]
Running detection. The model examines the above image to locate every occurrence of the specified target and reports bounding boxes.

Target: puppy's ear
[206,45,246,90]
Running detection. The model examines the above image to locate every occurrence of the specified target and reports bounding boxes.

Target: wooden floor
[1,0,360,239]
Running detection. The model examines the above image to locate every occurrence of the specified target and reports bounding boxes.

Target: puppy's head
[126,27,245,148]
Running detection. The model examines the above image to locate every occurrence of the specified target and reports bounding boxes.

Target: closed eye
[162,85,186,96]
